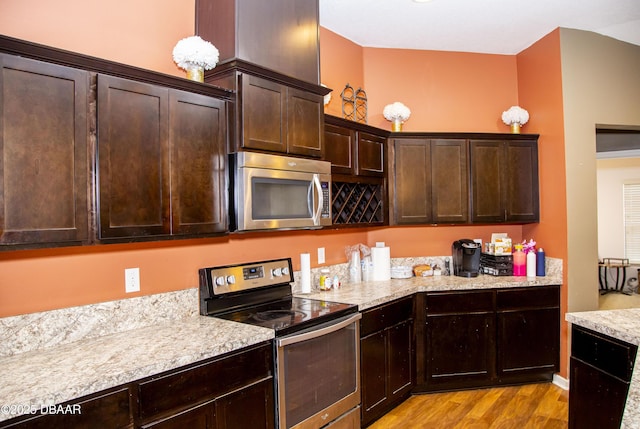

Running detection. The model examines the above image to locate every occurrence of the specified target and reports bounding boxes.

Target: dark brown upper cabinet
[238,73,323,158]
[324,115,386,178]
[196,0,320,85]
[169,89,228,236]
[97,74,227,241]
[324,116,389,227]
[390,137,468,225]
[0,53,90,249]
[470,137,539,223]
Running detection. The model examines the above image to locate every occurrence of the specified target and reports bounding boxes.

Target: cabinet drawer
[426,290,494,315]
[1,386,132,429]
[496,286,559,310]
[138,342,272,421]
[571,326,637,382]
[361,296,413,337]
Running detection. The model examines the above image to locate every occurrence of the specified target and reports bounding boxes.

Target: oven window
[252,177,312,219]
[281,322,358,427]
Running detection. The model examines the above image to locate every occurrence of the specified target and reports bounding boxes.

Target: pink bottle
[513,244,526,276]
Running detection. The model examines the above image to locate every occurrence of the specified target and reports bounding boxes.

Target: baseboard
[553,373,569,390]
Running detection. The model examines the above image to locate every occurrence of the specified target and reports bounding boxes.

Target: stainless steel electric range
[199,258,361,429]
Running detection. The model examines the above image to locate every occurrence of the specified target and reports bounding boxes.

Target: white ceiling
[319,0,640,55]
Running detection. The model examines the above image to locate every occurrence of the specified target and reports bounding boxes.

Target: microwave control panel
[321,181,330,218]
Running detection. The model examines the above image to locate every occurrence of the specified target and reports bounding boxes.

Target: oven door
[276,313,361,429]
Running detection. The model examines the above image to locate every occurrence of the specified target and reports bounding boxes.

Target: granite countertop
[0,316,273,423]
[566,308,640,429]
[0,267,563,423]
[297,273,563,311]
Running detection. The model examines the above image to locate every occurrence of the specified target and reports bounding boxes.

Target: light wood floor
[369,383,568,429]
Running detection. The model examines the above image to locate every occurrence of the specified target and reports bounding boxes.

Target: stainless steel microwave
[230,152,332,231]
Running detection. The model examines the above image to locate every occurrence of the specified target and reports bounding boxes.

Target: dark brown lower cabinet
[416,286,560,392]
[360,296,414,427]
[421,290,495,390]
[568,325,637,429]
[0,342,274,429]
[496,286,560,384]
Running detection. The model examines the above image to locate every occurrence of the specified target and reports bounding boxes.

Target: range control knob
[215,276,226,286]
[281,267,290,276]
[272,267,283,277]
[226,275,236,285]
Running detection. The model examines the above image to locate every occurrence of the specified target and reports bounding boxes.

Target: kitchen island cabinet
[360,296,414,427]
[566,308,640,428]
[568,325,637,429]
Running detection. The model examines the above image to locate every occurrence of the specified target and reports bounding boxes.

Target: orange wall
[320,27,364,118]
[362,48,519,132]
[517,29,569,376]
[0,5,557,323]
[0,0,194,77]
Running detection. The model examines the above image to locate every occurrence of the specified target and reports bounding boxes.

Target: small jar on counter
[319,268,333,291]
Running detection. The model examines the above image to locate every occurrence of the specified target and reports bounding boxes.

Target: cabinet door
[215,378,275,429]
[240,74,286,153]
[392,138,431,224]
[431,139,468,223]
[97,74,170,239]
[388,320,413,398]
[496,286,559,383]
[360,330,387,424]
[0,54,89,247]
[504,140,539,222]
[569,357,629,429]
[357,132,385,177]
[425,312,495,389]
[324,123,355,175]
[287,86,323,158]
[469,139,504,223]
[424,291,495,390]
[0,387,132,429]
[169,89,227,235]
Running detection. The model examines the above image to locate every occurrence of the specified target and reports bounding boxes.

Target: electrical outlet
[318,247,325,264]
[125,268,140,293]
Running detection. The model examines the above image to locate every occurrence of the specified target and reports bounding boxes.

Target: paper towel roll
[349,251,361,283]
[371,246,391,281]
[300,253,311,293]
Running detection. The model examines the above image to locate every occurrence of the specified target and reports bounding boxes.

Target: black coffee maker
[452,239,481,277]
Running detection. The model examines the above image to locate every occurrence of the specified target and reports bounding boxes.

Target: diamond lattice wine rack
[332,182,384,225]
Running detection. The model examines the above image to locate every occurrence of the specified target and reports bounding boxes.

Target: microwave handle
[311,174,323,226]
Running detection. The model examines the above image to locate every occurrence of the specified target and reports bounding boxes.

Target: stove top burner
[214,297,357,336]
[253,309,306,322]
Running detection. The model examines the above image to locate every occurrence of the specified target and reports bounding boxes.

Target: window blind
[623,183,640,263]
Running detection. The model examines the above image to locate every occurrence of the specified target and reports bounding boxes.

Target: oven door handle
[276,313,361,347]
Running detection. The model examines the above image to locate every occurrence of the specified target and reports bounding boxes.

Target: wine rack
[332,182,384,225]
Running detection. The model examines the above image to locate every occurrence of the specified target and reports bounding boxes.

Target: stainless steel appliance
[230,152,332,231]
[452,239,481,277]
[199,258,361,429]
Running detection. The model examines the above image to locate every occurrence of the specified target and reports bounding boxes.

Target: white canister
[526,251,537,277]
